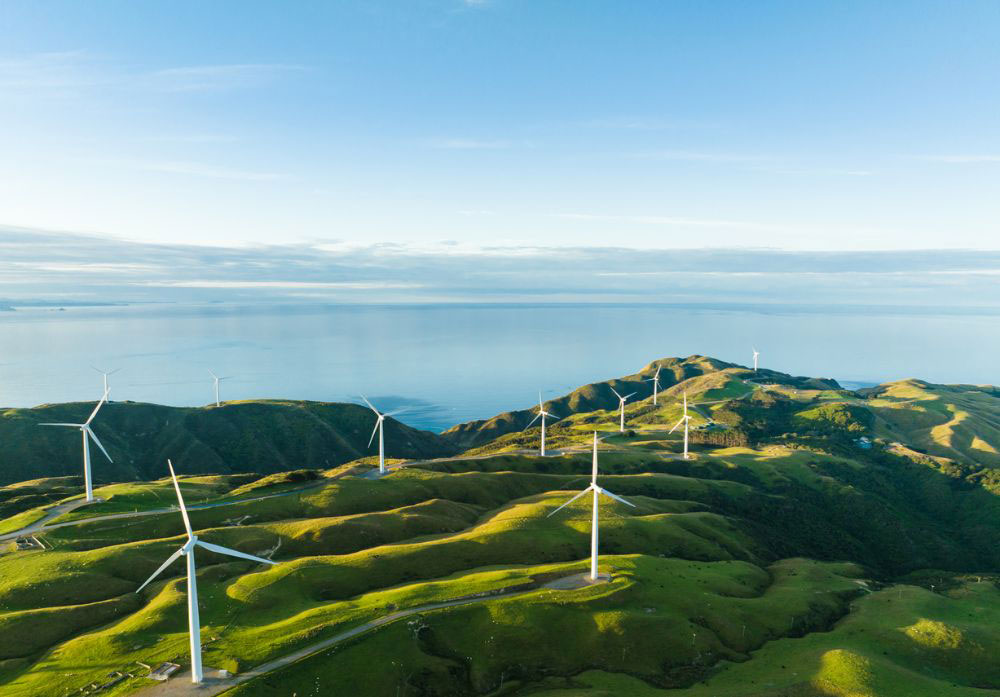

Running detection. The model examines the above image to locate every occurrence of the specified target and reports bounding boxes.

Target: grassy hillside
[440,355,842,450]
[861,380,1000,467]
[1,356,999,697]
[0,399,456,486]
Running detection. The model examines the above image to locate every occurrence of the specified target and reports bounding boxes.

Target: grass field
[1,356,999,697]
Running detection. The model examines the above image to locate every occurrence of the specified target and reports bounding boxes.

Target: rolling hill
[0,400,455,486]
[1,355,1000,697]
[439,355,842,450]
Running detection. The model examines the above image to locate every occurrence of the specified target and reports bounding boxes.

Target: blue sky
[1,0,998,255]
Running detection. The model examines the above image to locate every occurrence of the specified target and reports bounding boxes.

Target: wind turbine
[548,432,636,581]
[92,366,121,399]
[645,366,662,405]
[362,396,408,475]
[752,348,760,373]
[136,460,277,685]
[208,370,231,407]
[39,390,113,502]
[669,392,693,460]
[610,387,636,433]
[526,392,558,456]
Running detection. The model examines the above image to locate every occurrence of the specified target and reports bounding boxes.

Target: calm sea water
[1,303,997,432]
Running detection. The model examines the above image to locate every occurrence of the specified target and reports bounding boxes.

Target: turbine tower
[526,392,558,456]
[136,460,277,684]
[646,366,662,405]
[39,390,113,502]
[669,392,693,460]
[548,432,636,581]
[611,387,636,433]
[752,348,760,373]
[362,396,408,475]
[92,366,121,399]
[208,370,231,407]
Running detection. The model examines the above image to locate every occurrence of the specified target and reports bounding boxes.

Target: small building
[855,436,872,450]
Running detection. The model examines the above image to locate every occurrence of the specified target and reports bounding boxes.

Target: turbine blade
[209,370,217,379]
[525,412,542,429]
[167,460,193,537]
[86,426,113,463]
[38,422,83,427]
[360,394,380,415]
[546,486,593,518]
[624,393,636,400]
[384,406,410,418]
[668,417,685,434]
[610,387,622,400]
[598,487,637,508]
[135,547,184,593]
[85,392,108,425]
[197,540,277,566]
[367,420,380,449]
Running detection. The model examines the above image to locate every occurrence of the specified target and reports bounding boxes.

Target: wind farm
[3,353,1000,697]
[1,2,998,695]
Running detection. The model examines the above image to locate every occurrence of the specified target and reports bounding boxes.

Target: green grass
[2,356,1000,697]
[222,556,864,697]
[0,507,50,535]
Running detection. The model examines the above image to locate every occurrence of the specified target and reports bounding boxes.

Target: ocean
[1,302,997,431]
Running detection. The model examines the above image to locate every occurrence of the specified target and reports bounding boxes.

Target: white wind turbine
[39,390,113,502]
[548,432,636,581]
[752,347,760,373]
[208,370,231,407]
[645,366,662,405]
[611,387,636,433]
[92,366,121,399]
[362,396,408,475]
[136,460,277,685]
[669,392,693,460]
[526,392,559,457]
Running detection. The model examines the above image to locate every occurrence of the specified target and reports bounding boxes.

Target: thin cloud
[0,51,107,96]
[0,51,304,98]
[421,137,513,150]
[751,165,873,177]
[553,212,794,232]
[149,63,306,92]
[3,226,1000,308]
[629,150,770,163]
[582,117,717,131]
[144,134,241,144]
[132,160,289,182]
[140,280,422,290]
[918,155,1000,164]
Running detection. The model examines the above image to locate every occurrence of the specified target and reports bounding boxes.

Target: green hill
[439,355,842,450]
[0,400,455,486]
[1,355,1000,697]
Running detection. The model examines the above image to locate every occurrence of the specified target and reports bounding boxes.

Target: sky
[1,1,999,304]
